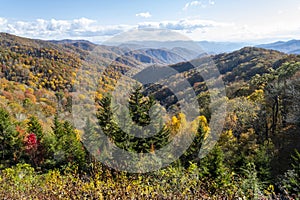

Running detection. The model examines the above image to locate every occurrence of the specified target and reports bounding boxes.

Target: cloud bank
[0,17,133,41]
[0,17,299,43]
[0,17,224,41]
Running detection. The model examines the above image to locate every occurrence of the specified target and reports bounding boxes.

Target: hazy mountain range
[256,39,300,54]
[105,40,249,55]
[49,36,300,60]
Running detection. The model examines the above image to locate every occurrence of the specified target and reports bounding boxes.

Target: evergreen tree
[200,146,231,192]
[128,85,170,153]
[181,116,207,167]
[97,95,115,133]
[280,149,300,196]
[52,115,64,140]
[25,116,45,168]
[27,116,43,140]
[83,117,112,166]
[51,116,66,168]
[96,95,127,149]
[96,87,170,155]
[83,117,99,159]
[128,85,153,127]
[51,116,86,169]
[0,108,22,168]
[62,121,86,168]
[254,142,272,184]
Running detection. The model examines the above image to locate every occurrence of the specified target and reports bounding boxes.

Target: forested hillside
[0,33,299,199]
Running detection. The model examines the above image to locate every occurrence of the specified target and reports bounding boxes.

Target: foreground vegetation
[0,150,299,199]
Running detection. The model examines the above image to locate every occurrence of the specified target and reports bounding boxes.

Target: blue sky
[0,0,300,43]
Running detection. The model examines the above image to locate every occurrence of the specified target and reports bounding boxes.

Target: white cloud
[183,0,215,11]
[184,1,200,10]
[0,17,7,26]
[0,17,134,41]
[138,19,226,31]
[135,12,152,18]
[0,17,227,42]
[0,16,299,42]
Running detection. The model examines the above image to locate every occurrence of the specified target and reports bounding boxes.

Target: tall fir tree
[62,121,86,169]
[181,116,207,167]
[128,85,170,153]
[51,116,86,169]
[27,116,43,140]
[96,86,170,155]
[128,85,155,126]
[26,116,45,168]
[0,108,22,168]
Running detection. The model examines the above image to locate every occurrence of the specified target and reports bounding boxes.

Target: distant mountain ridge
[256,39,300,54]
[197,41,250,54]
[49,38,194,65]
[110,40,249,55]
[49,36,190,66]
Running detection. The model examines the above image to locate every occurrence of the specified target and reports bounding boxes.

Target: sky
[0,0,300,43]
